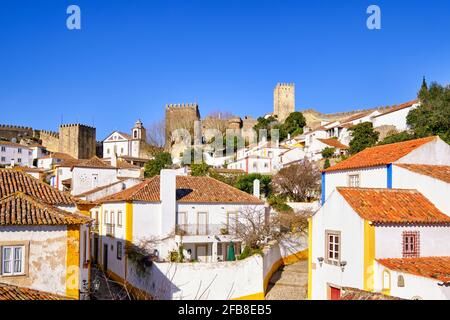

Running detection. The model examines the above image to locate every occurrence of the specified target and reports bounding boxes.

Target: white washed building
[0,142,33,167]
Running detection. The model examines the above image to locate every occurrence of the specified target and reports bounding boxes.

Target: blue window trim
[387,164,393,189]
[321,172,326,204]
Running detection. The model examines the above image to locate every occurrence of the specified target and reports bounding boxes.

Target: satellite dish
[11,138,17,143]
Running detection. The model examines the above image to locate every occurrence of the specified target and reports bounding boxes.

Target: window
[2,246,25,276]
[17,148,22,154]
[117,210,122,227]
[253,162,257,169]
[0,146,5,152]
[403,231,419,258]
[120,147,124,154]
[133,130,138,139]
[92,174,98,188]
[104,210,109,225]
[264,163,269,168]
[117,242,123,260]
[348,174,360,187]
[106,148,110,155]
[1,157,5,162]
[17,158,22,163]
[325,231,341,264]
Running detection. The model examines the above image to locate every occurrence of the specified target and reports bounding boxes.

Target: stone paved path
[265,260,308,300]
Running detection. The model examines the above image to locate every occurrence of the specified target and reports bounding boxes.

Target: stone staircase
[265,260,308,300]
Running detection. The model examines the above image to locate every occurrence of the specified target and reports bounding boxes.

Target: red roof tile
[0,192,91,226]
[317,138,349,149]
[0,283,72,300]
[98,175,264,204]
[373,100,419,118]
[339,287,404,300]
[0,169,76,205]
[337,187,450,224]
[325,136,437,172]
[377,257,450,283]
[395,164,450,184]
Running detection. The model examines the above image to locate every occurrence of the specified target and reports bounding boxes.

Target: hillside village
[0,80,449,301]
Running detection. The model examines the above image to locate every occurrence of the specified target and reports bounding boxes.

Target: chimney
[160,169,177,236]
[253,179,260,199]
[10,159,15,167]
[111,145,117,167]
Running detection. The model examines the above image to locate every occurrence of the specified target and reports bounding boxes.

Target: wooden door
[330,286,341,300]
[196,245,208,262]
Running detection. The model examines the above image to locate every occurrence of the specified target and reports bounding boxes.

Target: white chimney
[253,179,260,199]
[160,169,177,236]
[111,145,117,167]
[10,159,15,167]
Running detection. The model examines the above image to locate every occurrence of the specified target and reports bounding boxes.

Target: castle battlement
[276,83,295,87]
[166,103,199,109]
[59,123,96,130]
[0,124,33,130]
[38,130,59,138]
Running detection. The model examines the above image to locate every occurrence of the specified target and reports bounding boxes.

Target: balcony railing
[104,223,115,237]
[91,223,99,233]
[176,224,238,236]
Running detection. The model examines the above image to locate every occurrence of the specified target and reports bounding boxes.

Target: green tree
[234,174,272,198]
[321,147,336,159]
[144,152,172,178]
[190,162,210,176]
[348,122,380,155]
[282,112,306,135]
[253,116,283,141]
[407,82,450,144]
[323,159,331,169]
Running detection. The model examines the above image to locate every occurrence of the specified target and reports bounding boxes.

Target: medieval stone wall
[38,130,60,152]
[0,125,34,141]
[59,124,96,159]
[165,103,201,149]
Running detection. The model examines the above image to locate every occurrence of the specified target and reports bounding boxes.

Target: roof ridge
[0,192,90,224]
[202,175,263,202]
[0,169,77,204]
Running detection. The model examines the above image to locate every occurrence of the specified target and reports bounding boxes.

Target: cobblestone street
[265,260,308,300]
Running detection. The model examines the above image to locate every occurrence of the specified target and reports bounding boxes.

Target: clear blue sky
[1,0,449,139]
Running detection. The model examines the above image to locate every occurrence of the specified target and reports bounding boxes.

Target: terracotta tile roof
[340,111,373,124]
[12,167,44,173]
[55,158,84,168]
[40,152,74,160]
[374,99,419,118]
[395,164,450,184]
[324,136,437,172]
[0,192,91,226]
[98,176,264,204]
[377,257,450,283]
[0,141,30,149]
[0,169,76,205]
[74,156,115,169]
[340,287,404,300]
[317,138,349,149]
[337,187,450,225]
[0,283,73,300]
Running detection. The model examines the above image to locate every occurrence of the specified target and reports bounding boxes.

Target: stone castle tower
[274,83,295,122]
[58,124,96,159]
[165,103,201,149]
